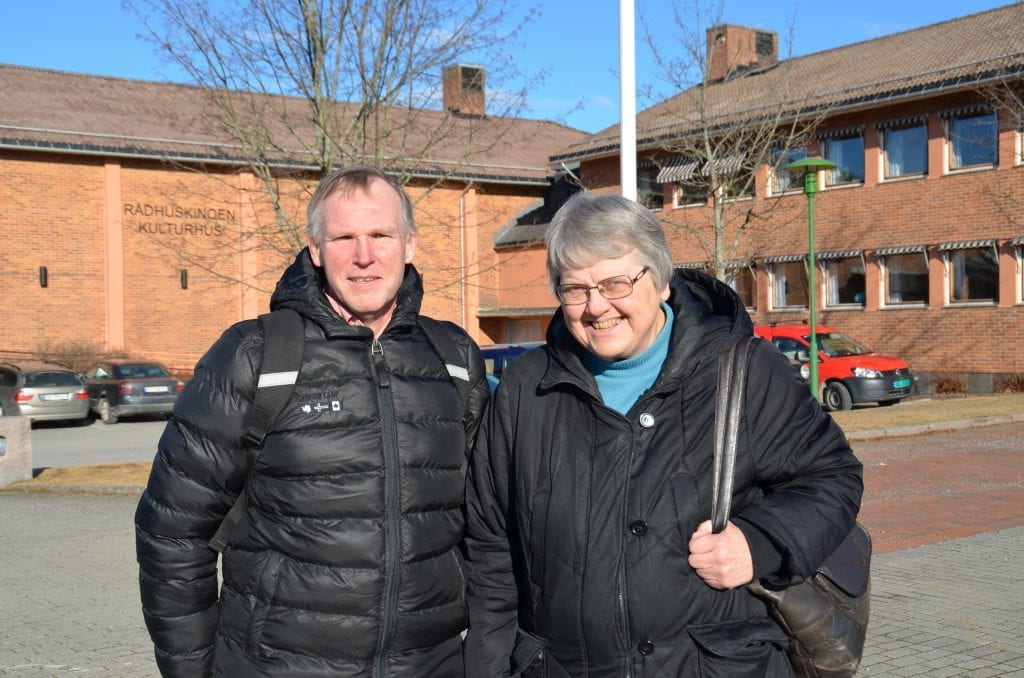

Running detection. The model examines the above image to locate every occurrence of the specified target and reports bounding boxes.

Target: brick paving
[0,420,1022,677]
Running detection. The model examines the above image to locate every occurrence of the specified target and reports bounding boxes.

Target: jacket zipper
[618,439,637,678]
[370,338,400,678]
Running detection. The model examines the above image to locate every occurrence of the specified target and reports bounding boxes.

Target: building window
[638,166,664,210]
[1019,113,1024,164]
[506,319,542,343]
[947,111,997,170]
[822,253,865,308]
[730,266,757,309]
[772,146,806,194]
[769,259,808,309]
[879,248,929,306]
[942,242,999,303]
[675,178,706,207]
[724,168,755,199]
[1015,238,1024,303]
[823,133,864,185]
[881,123,927,178]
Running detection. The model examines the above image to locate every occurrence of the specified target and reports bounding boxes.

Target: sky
[0,0,1015,134]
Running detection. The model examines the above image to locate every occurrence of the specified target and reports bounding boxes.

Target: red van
[753,323,914,411]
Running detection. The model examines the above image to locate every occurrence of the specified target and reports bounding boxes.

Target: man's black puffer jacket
[464,269,863,677]
[136,250,490,677]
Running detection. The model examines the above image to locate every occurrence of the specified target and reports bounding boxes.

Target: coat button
[637,639,655,655]
[639,412,655,427]
[630,520,648,536]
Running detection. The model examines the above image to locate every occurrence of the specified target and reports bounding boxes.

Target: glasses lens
[599,276,633,299]
[558,286,587,304]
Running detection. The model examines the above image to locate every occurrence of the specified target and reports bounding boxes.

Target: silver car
[0,361,91,424]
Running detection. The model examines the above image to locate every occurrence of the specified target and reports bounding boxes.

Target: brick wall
[576,94,1024,383]
[1,150,549,372]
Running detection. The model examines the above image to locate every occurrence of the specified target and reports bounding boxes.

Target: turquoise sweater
[583,303,674,414]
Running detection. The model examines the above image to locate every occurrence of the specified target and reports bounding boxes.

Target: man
[136,166,490,677]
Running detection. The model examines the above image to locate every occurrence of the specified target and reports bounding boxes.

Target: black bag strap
[711,334,753,534]
[209,308,304,553]
[417,315,472,417]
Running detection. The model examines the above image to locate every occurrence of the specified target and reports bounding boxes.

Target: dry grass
[830,393,1024,432]
[5,395,1023,493]
[16,462,153,491]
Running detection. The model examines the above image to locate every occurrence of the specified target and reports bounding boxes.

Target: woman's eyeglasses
[556,268,648,305]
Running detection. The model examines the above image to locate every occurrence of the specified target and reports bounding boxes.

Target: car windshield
[812,333,872,358]
[114,364,170,379]
[25,371,80,387]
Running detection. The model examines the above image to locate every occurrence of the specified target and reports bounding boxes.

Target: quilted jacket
[136,250,490,677]
[464,269,863,677]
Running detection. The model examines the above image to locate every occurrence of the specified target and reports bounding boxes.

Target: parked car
[0,361,91,424]
[82,361,184,424]
[480,341,544,392]
[753,323,915,411]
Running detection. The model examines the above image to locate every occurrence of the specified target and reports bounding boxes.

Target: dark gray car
[0,361,91,424]
[82,361,183,424]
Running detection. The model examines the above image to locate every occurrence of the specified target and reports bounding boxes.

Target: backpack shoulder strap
[711,333,754,534]
[244,308,306,448]
[209,308,305,553]
[417,315,472,412]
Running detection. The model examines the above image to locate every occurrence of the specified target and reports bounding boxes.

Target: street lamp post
[784,156,837,403]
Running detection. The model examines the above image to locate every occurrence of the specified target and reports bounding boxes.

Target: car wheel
[99,399,118,425]
[823,382,853,412]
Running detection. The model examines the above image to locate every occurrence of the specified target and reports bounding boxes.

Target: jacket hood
[269,248,425,336]
[544,267,753,385]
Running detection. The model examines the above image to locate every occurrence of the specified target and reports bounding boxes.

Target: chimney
[443,63,485,117]
[706,25,778,82]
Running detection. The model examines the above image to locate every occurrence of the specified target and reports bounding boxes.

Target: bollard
[0,416,32,488]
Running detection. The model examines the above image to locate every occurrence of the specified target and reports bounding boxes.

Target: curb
[844,412,1024,441]
[6,414,1022,495]
[1,484,145,496]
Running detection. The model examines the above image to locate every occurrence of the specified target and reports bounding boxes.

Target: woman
[464,193,863,677]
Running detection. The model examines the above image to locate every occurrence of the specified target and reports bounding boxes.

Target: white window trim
[879,124,928,181]
[943,111,999,174]
[879,249,930,309]
[766,258,809,311]
[941,242,1000,306]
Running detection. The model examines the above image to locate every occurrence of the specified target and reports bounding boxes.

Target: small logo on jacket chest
[300,399,342,414]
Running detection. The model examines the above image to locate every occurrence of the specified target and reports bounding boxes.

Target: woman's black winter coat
[135,250,490,677]
[464,269,863,677]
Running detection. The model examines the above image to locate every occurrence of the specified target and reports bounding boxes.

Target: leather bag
[712,335,871,678]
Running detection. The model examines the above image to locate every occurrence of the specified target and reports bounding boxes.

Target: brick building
[530,3,1024,392]
[0,63,587,374]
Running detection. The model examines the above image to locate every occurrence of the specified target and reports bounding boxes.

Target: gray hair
[306,166,415,243]
[546,192,673,295]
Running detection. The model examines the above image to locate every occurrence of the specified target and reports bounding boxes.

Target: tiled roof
[554,3,1024,162]
[0,64,588,185]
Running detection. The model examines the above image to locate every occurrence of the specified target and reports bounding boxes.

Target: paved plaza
[1,420,1023,676]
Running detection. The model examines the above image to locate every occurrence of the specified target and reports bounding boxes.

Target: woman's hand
[687,520,754,589]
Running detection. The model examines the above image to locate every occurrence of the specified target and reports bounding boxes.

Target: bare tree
[975,75,1024,234]
[638,0,833,284]
[124,0,542,288]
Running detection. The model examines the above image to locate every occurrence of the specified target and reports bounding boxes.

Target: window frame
[1012,237,1024,304]
[771,145,807,195]
[674,178,707,207]
[637,165,665,211]
[728,264,757,310]
[941,241,999,305]
[821,132,865,186]
[880,121,928,180]
[879,248,930,307]
[945,110,998,171]
[767,258,809,310]
[820,253,866,309]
